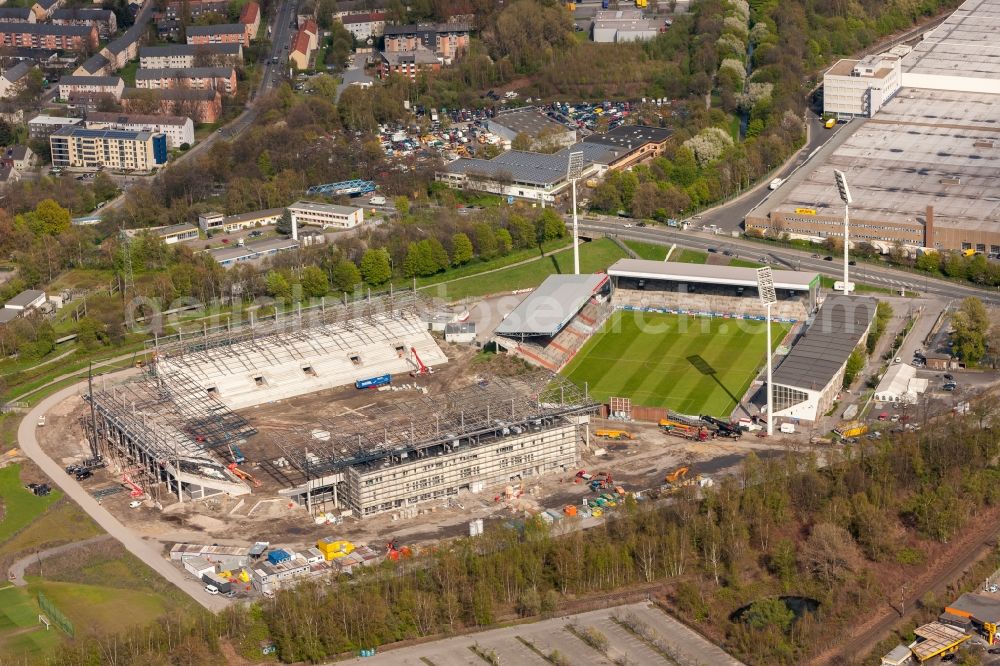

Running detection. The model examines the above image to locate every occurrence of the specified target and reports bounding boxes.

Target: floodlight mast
[757,266,777,437]
[834,169,853,297]
[567,151,585,275]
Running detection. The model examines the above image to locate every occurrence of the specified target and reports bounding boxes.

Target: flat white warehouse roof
[901,0,1000,91]
[607,259,818,290]
[763,88,1000,235]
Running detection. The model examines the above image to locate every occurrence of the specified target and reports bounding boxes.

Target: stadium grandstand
[768,295,876,422]
[154,304,447,410]
[492,273,612,371]
[607,260,820,322]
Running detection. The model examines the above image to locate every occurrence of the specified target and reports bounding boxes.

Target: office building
[822,53,902,118]
[85,112,194,149]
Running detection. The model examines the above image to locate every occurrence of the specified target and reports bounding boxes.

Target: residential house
[1,145,34,170]
[186,23,249,48]
[0,164,19,191]
[301,18,318,50]
[155,0,228,21]
[85,111,194,148]
[0,61,35,99]
[339,11,385,42]
[238,1,260,42]
[0,8,36,23]
[288,28,313,70]
[135,67,237,94]
[51,8,117,39]
[30,0,63,21]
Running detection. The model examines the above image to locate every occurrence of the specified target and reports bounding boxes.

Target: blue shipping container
[356,374,391,389]
[267,549,290,565]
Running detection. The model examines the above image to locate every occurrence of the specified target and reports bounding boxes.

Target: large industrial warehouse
[85,292,597,517]
[748,0,1000,252]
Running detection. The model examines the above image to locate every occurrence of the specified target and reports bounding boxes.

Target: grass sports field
[562,311,790,416]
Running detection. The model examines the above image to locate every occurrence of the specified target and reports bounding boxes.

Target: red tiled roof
[291,28,310,55]
[302,18,318,35]
[239,1,259,24]
[342,11,384,24]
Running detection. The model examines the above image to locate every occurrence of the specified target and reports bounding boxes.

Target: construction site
[73,292,603,517]
[32,290,793,557]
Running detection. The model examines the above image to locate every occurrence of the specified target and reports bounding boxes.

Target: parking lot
[338,601,746,665]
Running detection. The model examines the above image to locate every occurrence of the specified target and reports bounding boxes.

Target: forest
[32,398,1000,666]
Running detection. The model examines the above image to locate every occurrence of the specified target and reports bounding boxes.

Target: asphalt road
[578,218,1000,305]
[103,0,298,212]
[17,382,231,613]
[7,534,112,586]
[692,115,847,234]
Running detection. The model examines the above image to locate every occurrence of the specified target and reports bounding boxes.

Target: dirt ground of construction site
[37,342,801,556]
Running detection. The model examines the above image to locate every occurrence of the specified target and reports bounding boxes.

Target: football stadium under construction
[84,291,598,517]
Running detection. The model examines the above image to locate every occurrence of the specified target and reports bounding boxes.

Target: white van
[779,422,795,434]
[369,196,386,206]
[769,178,785,190]
[204,584,219,595]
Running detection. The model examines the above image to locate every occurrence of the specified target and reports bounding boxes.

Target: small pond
[729,596,820,623]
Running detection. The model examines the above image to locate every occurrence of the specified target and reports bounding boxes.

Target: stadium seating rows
[158,312,449,410]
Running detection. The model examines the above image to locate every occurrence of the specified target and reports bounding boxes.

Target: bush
[179,142,190,151]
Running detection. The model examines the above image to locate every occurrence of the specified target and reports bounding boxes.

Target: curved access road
[7,534,112,586]
[16,381,230,612]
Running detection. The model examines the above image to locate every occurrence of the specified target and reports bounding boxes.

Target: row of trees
[37,400,1000,665]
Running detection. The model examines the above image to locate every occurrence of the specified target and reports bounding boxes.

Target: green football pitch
[562,311,790,417]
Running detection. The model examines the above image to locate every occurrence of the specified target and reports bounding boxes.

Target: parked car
[129,500,142,509]
[944,373,954,381]
[37,415,45,426]
[823,256,834,261]
[204,584,219,595]
[249,230,263,238]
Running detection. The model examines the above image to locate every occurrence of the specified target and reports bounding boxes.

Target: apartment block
[0,23,98,51]
[85,112,194,148]
[135,67,237,95]
[51,8,117,38]
[57,75,124,102]
[383,22,470,59]
[186,23,249,48]
[50,126,168,171]
[139,43,243,69]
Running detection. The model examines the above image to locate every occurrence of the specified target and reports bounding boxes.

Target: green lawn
[26,579,168,636]
[728,258,765,268]
[0,586,62,660]
[0,465,62,543]
[423,238,628,301]
[0,500,102,562]
[562,311,789,416]
[668,249,707,264]
[624,240,669,261]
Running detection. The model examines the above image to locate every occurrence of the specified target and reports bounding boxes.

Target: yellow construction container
[239,569,251,583]
[317,539,355,560]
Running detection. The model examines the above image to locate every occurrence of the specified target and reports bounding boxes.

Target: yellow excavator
[665,466,689,484]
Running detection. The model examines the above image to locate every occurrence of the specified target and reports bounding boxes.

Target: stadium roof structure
[607,259,818,290]
[772,296,876,392]
[494,273,608,338]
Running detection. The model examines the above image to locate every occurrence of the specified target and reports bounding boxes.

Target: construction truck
[658,419,712,441]
[594,429,633,440]
[835,421,868,438]
[662,466,713,494]
[701,415,742,439]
